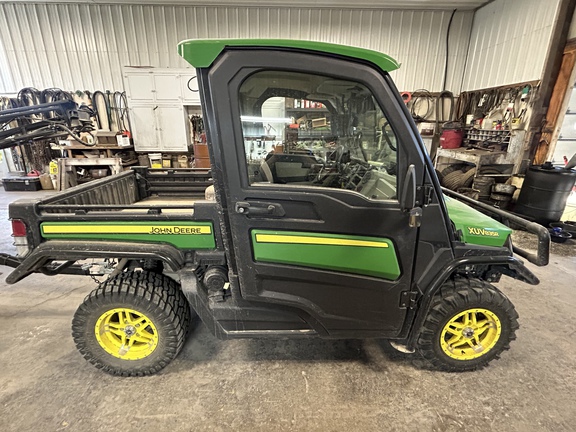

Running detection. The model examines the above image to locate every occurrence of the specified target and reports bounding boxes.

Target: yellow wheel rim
[95,308,159,360]
[440,308,502,361]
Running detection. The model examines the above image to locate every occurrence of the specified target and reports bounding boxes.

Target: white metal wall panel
[0,4,473,94]
[461,0,561,91]
[569,7,576,40]
[0,0,491,9]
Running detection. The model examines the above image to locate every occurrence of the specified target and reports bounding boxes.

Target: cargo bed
[8,167,214,250]
[37,166,212,211]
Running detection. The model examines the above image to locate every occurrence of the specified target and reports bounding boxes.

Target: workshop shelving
[435,130,527,180]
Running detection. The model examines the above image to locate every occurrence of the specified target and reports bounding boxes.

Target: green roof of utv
[178,39,400,72]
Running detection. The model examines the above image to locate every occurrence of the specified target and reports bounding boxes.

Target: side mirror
[400,164,416,211]
[401,164,422,228]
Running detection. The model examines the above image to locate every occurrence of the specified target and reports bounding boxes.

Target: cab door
[198,48,427,337]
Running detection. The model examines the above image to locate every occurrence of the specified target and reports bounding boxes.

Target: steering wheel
[316,145,348,184]
[325,145,349,170]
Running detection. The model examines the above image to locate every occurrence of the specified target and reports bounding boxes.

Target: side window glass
[239,71,398,201]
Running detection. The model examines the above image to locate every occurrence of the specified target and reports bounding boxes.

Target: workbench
[56,157,122,191]
[435,130,527,179]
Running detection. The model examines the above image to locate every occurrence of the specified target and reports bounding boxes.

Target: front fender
[405,255,538,350]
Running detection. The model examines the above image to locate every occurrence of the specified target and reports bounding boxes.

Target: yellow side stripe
[255,234,389,248]
[42,225,212,234]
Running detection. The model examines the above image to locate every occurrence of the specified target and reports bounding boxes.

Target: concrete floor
[0,188,575,432]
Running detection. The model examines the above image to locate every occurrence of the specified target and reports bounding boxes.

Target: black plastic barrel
[515,162,576,224]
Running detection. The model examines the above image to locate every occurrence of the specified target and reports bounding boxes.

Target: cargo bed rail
[133,167,212,196]
[37,204,197,213]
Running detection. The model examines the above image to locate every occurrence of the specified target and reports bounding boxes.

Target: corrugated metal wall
[0,3,473,94]
[461,0,561,91]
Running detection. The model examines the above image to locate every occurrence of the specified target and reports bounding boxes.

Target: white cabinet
[129,105,161,152]
[124,74,154,101]
[154,75,181,102]
[128,104,189,153]
[181,75,200,104]
[156,106,189,151]
[123,67,201,152]
[124,67,200,104]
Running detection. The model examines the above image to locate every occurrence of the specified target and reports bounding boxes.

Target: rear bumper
[0,253,22,269]
[1,252,90,281]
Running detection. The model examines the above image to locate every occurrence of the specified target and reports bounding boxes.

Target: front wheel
[72,271,191,376]
[416,278,519,372]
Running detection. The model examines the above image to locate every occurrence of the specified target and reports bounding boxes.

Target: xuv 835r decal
[443,196,511,247]
[251,230,400,280]
[467,227,500,237]
[41,222,215,249]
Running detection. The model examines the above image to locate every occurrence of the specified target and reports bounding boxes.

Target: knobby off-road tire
[72,271,191,377]
[416,278,519,372]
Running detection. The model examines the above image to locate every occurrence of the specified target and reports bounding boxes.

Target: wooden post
[533,41,576,164]
[528,0,576,165]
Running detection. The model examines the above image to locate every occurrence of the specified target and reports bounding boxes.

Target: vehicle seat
[204,185,215,200]
[260,160,274,183]
[260,153,319,184]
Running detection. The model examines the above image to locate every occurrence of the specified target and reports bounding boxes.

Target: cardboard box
[311,117,327,128]
[95,131,117,145]
[116,134,131,147]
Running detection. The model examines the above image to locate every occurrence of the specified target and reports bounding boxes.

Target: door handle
[235,201,285,217]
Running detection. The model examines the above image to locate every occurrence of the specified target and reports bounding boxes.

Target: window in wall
[239,70,398,201]
[553,84,576,166]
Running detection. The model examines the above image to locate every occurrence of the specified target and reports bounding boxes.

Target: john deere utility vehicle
[0,39,549,376]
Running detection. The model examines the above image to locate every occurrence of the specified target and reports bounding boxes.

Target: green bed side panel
[40,221,216,249]
[251,230,401,280]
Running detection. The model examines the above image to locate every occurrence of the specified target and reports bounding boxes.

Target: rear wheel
[72,271,190,376]
[416,278,518,371]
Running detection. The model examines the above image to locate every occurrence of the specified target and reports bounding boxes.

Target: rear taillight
[11,219,27,237]
[11,219,30,257]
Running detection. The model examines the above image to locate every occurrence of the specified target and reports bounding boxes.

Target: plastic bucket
[148,153,162,169]
[171,155,179,168]
[178,155,188,168]
[138,154,151,167]
[473,177,495,198]
[440,129,464,149]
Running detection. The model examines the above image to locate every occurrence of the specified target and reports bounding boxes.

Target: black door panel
[199,49,427,336]
[255,264,408,333]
